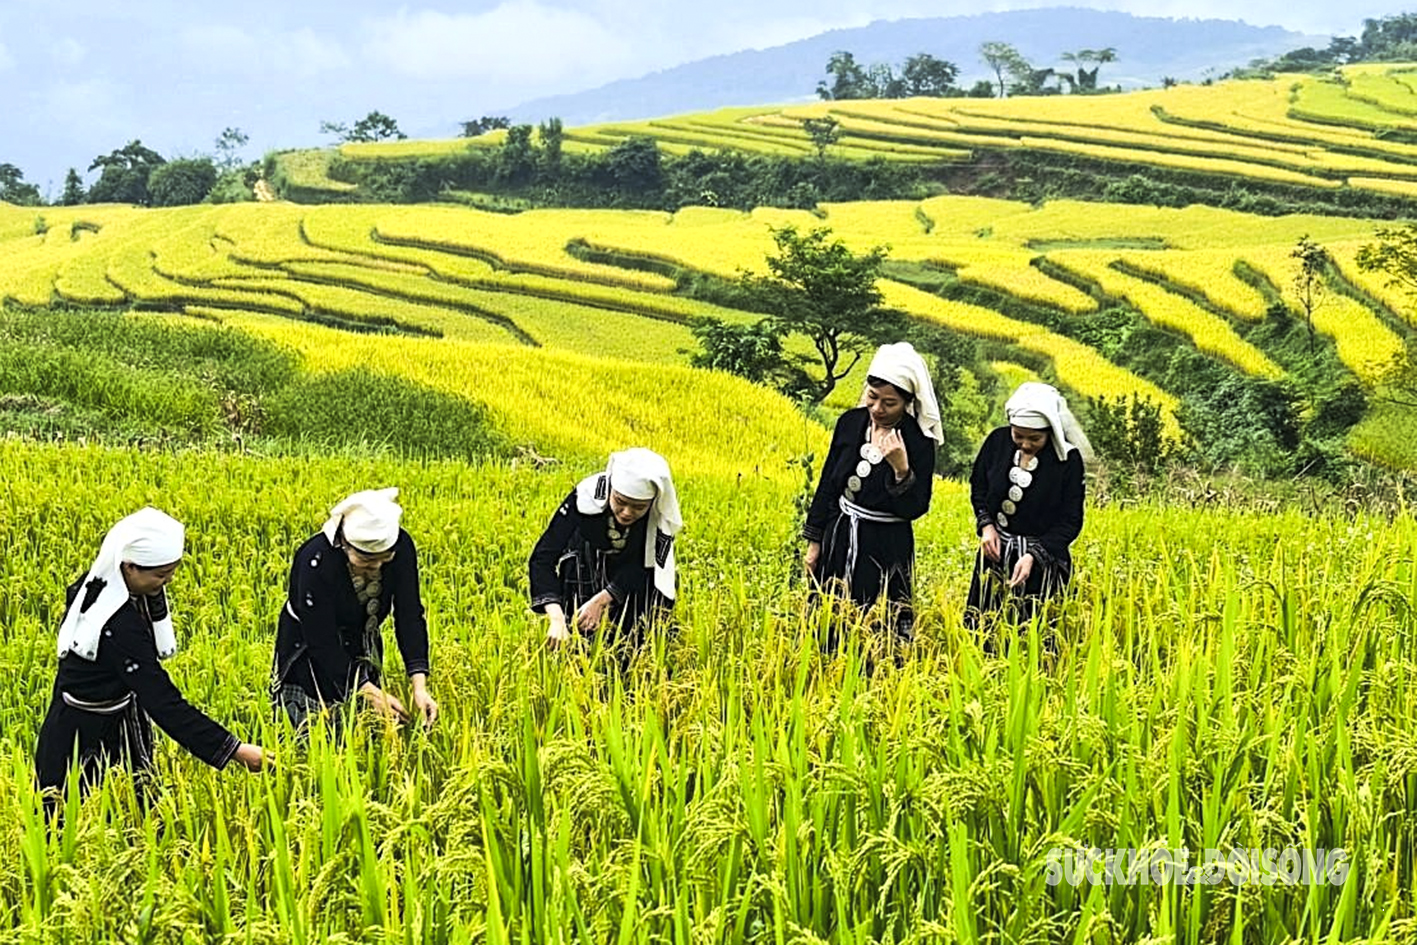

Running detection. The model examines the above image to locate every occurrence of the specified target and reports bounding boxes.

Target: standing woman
[270,488,438,731]
[804,342,941,644]
[965,382,1088,629]
[530,447,681,650]
[36,507,267,806]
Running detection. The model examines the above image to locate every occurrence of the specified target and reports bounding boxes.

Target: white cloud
[42,80,133,139]
[51,37,85,66]
[363,3,635,88]
[179,24,348,77]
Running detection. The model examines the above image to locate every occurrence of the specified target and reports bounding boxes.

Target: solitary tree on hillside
[60,168,85,206]
[802,117,841,161]
[900,54,960,96]
[979,41,1031,98]
[320,111,407,144]
[741,225,904,403]
[213,127,249,172]
[87,141,166,204]
[1291,235,1330,350]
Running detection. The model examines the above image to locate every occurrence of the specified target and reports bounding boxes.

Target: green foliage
[0,309,508,460]
[60,169,85,206]
[87,140,166,205]
[148,158,219,207]
[1291,234,1329,345]
[460,116,510,137]
[936,366,993,476]
[801,117,840,160]
[688,318,812,399]
[601,136,663,194]
[0,162,42,206]
[979,41,1031,97]
[1088,393,1176,476]
[213,127,249,173]
[264,369,509,461]
[741,225,902,403]
[816,50,961,100]
[321,111,407,144]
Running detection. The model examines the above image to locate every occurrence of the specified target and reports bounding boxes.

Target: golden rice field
[323,67,1417,202]
[3,193,1416,464]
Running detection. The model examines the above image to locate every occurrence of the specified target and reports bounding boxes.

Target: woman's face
[865,383,908,427]
[1011,425,1051,457]
[609,490,653,526]
[344,543,396,578]
[121,560,180,596]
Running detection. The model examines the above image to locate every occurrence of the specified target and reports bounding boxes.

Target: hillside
[501,8,1317,126]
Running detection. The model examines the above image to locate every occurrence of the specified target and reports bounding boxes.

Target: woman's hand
[360,682,409,723]
[545,604,570,648]
[980,524,1001,562]
[875,427,909,477]
[1008,552,1035,588]
[575,590,613,633]
[233,743,270,772]
[410,673,438,728]
[804,540,822,577]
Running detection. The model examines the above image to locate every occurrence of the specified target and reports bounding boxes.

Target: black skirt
[35,682,156,802]
[814,508,916,644]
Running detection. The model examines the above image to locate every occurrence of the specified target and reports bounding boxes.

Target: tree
[817,51,870,100]
[60,168,85,206]
[1291,234,1329,348]
[1356,223,1417,405]
[87,140,166,205]
[900,54,960,97]
[538,117,564,174]
[0,163,41,205]
[321,111,406,144]
[740,225,904,403]
[979,42,1031,98]
[213,127,249,172]
[801,117,841,161]
[461,116,511,137]
[148,158,218,207]
[495,124,536,186]
[689,319,811,398]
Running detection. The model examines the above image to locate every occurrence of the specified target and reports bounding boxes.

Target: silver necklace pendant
[861,443,884,465]
[1008,484,1024,502]
[1013,450,1039,472]
[1008,466,1033,488]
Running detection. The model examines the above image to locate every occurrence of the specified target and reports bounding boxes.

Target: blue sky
[0,1,1391,192]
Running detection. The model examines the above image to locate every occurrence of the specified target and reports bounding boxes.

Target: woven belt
[837,495,906,592]
[62,691,135,715]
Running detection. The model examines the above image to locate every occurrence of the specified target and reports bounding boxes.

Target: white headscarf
[57,507,185,662]
[322,488,403,553]
[862,342,944,444]
[575,448,683,600]
[1005,382,1093,462]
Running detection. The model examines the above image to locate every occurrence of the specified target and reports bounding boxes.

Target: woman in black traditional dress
[270,488,438,731]
[530,447,682,650]
[965,382,1088,629]
[803,342,941,645]
[35,507,267,808]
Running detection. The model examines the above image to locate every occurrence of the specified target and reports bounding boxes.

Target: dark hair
[866,375,914,403]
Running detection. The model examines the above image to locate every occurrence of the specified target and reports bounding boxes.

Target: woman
[36,507,266,806]
[530,447,682,650]
[803,342,941,645]
[270,488,438,731]
[965,382,1088,629]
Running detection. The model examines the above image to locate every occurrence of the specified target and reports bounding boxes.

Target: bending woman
[530,448,681,650]
[803,342,941,644]
[965,382,1088,629]
[270,488,437,730]
[36,508,266,806]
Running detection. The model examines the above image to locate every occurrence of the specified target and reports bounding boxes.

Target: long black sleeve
[391,536,430,678]
[529,490,578,612]
[882,422,935,521]
[970,427,1009,534]
[1032,450,1085,563]
[101,613,239,769]
[804,412,855,542]
[289,556,365,701]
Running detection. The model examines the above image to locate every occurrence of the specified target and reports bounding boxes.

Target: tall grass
[0,441,1412,942]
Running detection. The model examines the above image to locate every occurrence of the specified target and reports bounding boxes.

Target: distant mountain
[503,7,1323,125]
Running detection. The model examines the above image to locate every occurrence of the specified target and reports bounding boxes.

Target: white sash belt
[62,691,135,715]
[838,495,906,591]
